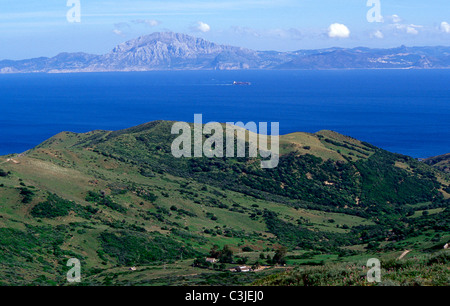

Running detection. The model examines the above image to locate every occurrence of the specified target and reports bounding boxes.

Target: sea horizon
[0,69,449,158]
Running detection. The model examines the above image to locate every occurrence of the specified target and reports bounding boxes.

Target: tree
[252,261,262,271]
[193,257,211,269]
[236,256,248,265]
[209,245,234,263]
[272,247,287,265]
[209,245,220,259]
[219,245,234,264]
[367,241,380,250]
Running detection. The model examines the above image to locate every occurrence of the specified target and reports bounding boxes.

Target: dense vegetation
[99,231,198,265]
[31,194,77,219]
[31,193,97,219]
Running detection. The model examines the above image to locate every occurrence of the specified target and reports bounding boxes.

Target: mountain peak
[110,32,221,54]
[102,32,256,70]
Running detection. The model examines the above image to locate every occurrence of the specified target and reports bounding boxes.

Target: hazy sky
[1,0,450,59]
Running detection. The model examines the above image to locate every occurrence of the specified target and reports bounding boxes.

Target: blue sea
[0,70,449,158]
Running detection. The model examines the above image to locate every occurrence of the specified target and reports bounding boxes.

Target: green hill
[0,121,448,286]
[424,153,450,173]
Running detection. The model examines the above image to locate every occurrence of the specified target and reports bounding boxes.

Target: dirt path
[398,250,411,260]
[1,158,20,165]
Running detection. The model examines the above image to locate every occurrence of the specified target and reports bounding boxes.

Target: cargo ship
[233,81,251,85]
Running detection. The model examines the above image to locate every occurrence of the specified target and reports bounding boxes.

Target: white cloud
[440,22,450,33]
[196,21,211,32]
[382,13,426,36]
[112,29,124,36]
[328,23,350,38]
[393,23,422,35]
[133,19,160,27]
[387,14,402,23]
[371,30,384,39]
[406,26,419,35]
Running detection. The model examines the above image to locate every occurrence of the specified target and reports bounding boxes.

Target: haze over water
[0,69,449,158]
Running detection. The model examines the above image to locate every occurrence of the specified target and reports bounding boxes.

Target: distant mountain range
[2,32,450,73]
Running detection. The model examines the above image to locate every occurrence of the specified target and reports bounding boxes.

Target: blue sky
[1,0,450,59]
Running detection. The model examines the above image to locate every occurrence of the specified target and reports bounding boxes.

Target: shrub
[31,194,75,218]
[427,250,450,266]
[20,187,35,204]
[242,246,253,252]
[85,191,127,213]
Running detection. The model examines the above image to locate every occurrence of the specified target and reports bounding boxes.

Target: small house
[236,266,251,273]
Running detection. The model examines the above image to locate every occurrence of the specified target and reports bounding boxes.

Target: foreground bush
[254,251,450,286]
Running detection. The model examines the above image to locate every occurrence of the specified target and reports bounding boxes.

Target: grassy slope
[0,121,448,286]
[424,153,450,173]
